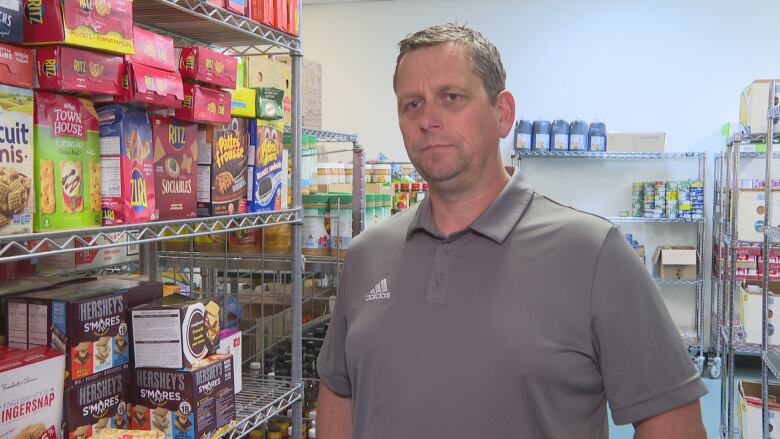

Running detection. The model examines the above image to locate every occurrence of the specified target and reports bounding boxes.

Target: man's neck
[428,165,511,237]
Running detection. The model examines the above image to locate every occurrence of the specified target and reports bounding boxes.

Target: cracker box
[35,232,140,272]
[248,0,274,27]
[197,119,249,216]
[225,0,244,15]
[6,278,163,383]
[33,91,101,231]
[273,0,287,33]
[250,119,287,212]
[175,83,231,125]
[151,115,198,220]
[0,0,22,43]
[177,46,237,90]
[129,355,235,439]
[63,365,130,439]
[0,346,65,439]
[228,87,255,118]
[216,329,242,394]
[0,43,33,88]
[35,45,124,96]
[0,84,33,236]
[116,63,184,109]
[126,27,175,72]
[98,105,157,225]
[130,294,221,369]
[22,0,134,55]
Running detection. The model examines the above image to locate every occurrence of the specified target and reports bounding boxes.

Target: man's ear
[496,90,516,138]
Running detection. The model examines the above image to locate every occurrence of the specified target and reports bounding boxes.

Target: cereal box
[177,46,237,90]
[126,27,175,72]
[250,119,287,212]
[22,0,134,55]
[63,365,130,439]
[0,346,65,439]
[115,63,184,109]
[33,91,101,231]
[151,115,198,220]
[175,83,231,125]
[197,118,248,216]
[98,105,157,225]
[129,355,235,439]
[0,43,33,88]
[35,46,124,96]
[0,84,33,236]
[0,0,22,43]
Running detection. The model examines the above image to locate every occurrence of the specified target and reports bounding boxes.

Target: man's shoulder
[522,193,617,248]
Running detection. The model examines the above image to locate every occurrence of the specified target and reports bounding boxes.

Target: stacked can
[691,180,705,221]
[643,182,656,217]
[664,181,679,219]
[652,182,666,218]
[678,180,692,220]
[632,183,644,217]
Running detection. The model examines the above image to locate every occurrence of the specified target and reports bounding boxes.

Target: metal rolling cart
[512,151,708,372]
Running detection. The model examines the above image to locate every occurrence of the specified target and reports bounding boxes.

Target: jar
[337,163,346,184]
[303,195,331,256]
[394,183,410,212]
[267,425,283,439]
[263,224,292,254]
[365,194,377,228]
[248,426,266,439]
[380,193,392,220]
[274,417,291,438]
[409,183,421,208]
[345,166,353,184]
[229,230,262,254]
[329,194,353,258]
[316,163,331,186]
[401,164,415,179]
[364,163,373,183]
[372,164,391,183]
[194,223,227,253]
[249,362,262,378]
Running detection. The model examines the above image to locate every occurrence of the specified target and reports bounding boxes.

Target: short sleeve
[591,227,708,425]
[317,260,352,396]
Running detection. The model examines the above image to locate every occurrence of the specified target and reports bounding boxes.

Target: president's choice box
[739,380,780,439]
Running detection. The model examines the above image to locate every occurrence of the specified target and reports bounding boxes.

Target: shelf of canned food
[512,151,704,160]
[0,209,301,263]
[222,376,302,439]
[157,251,343,273]
[626,180,705,222]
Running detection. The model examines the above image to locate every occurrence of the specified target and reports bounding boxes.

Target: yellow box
[230,87,257,118]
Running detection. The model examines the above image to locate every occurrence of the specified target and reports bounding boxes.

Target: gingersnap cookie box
[130,294,221,369]
[151,115,198,221]
[129,354,235,439]
[98,105,157,225]
[63,364,130,439]
[0,83,33,236]
[33,91,101,232]
[0,346,65,439]
[35,45,124,96]
[197,119,248,216]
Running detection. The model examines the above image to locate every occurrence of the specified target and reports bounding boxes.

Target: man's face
[395,43,507,188]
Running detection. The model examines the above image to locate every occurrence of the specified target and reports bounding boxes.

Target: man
[317,23,707,438]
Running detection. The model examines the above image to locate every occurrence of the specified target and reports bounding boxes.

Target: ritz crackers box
[118,63,184,109]
[151,115,198,220]
[175,83,231,125]
[177,46,237,90]
[36,45,123,96]
[63,364,130,439]
[0,43,33,88]
[0,83,33,236]
[126,26,175,72]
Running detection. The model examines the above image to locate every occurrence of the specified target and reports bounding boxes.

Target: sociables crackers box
[197,118,248,216]
[126,27,175,72]
[33,91,101,231]
[35,45,124,96]
[129,355,235,439]
[116,63,183,109]
[250,119,286,212]
[63,365,130,439]
[22,0,134,55]
[175,83,231,125]
[177,46,237,90]
[0,43,33,88]
[151,115,198,221]
[97,105,157,225]
[0,84,33,236]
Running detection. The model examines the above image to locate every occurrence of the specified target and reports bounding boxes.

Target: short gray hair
[393,23,506,105]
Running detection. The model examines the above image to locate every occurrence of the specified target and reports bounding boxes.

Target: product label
[533,134,550,150]
[515,133,531,150]
[302,207,328,250]
[552,134,568,150]
[590,135,606,151]
[569,134,586,151]
[131,309,183,369]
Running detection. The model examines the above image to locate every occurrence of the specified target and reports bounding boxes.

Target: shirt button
[443,243,452,253]
[435,273,445,284]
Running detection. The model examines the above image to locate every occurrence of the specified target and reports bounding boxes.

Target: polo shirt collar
[406,167,535,244]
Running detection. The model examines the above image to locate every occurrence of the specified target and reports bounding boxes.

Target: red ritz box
[176,83,232,124]
[0,43,34,89]
[35,45,123,96]
[178,46,237,89]
[126,26,176,72]
[118,62,184,109]
[248,0,274,27]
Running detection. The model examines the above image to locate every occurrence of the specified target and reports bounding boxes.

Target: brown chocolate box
[64,364,130,439]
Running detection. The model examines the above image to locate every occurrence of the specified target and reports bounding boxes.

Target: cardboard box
[151,115,198,221]
[217,329,242,394]
[22,0,134,55]
[275,56,321,129]
[0,43,33,88]
[0,346,65,439]
[245,56,288,121]
[740,80,780,135]
[35,45,124,96]
[652,246,697,281]
[739,283,779,346]
[177,46,237,90]
[197,119,249,216]
[606,132,666,153]
[229,87,256,118]
[248,0,274,27]
[35,232,140,273]
[0,0,22,43]
[175,83,231,125]
[250,119,287,212]
[129,355,235,439]
[126,27,176,72]
[63,365,130,439]
[116,62,184,109]
[738,380,780,439]
[738,189,780,242]
[0,84,33,236]
[33,91,102,231]
[225,0,245,15]
[98,105,157,225]
[130,294,221,369]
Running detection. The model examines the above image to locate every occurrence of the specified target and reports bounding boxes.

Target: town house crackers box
[98,105,157,225]
[151,115,197,220]
[0,83,33,236]
[33,91,101,231]
[63,364,130,439]
[197,118,248,216]
[129,355,235,439]
[36,45,124,96]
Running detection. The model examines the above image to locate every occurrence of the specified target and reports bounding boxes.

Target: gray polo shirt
[318,169,707,438]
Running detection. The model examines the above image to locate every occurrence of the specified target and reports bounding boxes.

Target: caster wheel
[695,356,705,374]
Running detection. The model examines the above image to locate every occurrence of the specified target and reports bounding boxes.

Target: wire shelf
[288,127,358,143]
[511,150,704,160]
[653,277,704,286]
[0,209,301,263]
[727,133,780,146]
[764,351,780,379]
[158,251,342,273]
[222,376,302,439]
[770,105,780,120]
[606,216,704,224]
[766,226,780,241]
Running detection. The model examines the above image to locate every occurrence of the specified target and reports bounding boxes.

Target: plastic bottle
[531,117,551,150]
[569,117,589,151]
[514,116,533,151]
[588,119,607,151]
[551,117,569,151]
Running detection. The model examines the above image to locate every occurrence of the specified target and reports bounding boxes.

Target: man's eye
[406,101,421,110]
[445,93,461,101]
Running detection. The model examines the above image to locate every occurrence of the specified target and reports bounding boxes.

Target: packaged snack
[225,0,245,15]
[33,91,101,231]
[273,0,287,33]
[126,27,175,72]
[35,45,123,96]
[22,0,134,55]
[197,119,248,216]
[175,83,231,125]
[0,0,22,43]
[228,87,255,118]
[247,0,274,27]
[216,329,242,393]
[63,365,130,439]
[35,232,140,272]
[92,430,164,439]
[98,105,157,225]
[0,43,33,88]
[177,46,237,89]
[250,119,287,212]
[115,62,184,109]
[0,84,33,236]
[151,115,198,220]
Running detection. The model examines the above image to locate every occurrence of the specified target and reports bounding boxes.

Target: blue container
[588,120,607,151]
[569,117,589,151]
[551,117,569,151]
[531,117,551,151]
[514,117,533,151]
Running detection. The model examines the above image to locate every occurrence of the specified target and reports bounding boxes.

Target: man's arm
[633,400,706,439]
[317,382,352,439]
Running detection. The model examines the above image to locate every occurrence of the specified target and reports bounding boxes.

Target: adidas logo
[365,278,391,302]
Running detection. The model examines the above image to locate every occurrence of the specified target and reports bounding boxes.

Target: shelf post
[352,143,365,235]
[290,46,304,439]
[762,80,777,438]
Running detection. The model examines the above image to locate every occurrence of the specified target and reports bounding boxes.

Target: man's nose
[419,103,443,132]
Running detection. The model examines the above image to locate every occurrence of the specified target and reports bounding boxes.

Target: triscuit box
[33,91,102,231]
[197,119,249,216]
[250,119,287,212]
[126,27,176,73]
[130,294,221,369]
[740,80,780,135]
[217,329,242,394]
[151,115,198,221]
[738,380,780,439]
[652,246,697,281]
[0,84,33,236]
[35,45,124,96]
[606,132,666,153]
[739,283,779,346]
[0,0,22,43]
[129,354,235,439]
[0,43,33,88]
[0,346,66,439]
[63,364,130,439]
[738,189,780,242]
[175,83,231,125]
